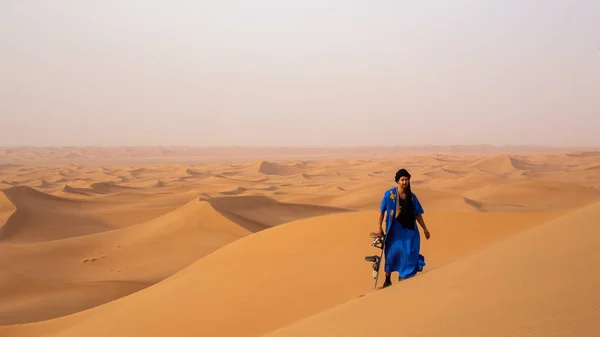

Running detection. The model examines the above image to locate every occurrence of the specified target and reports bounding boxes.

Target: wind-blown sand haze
[0,146,599,336]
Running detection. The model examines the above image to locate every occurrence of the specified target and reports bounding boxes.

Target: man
[377,168,431,288]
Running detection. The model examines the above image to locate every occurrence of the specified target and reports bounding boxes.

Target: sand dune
[466,154,525,176]
[88,181,139,193]
[0,209,561,337]
[62,182,141,196]
[204,195,351,232]
[256,160,305,176]
[566,150,600,158]
[183,167,211,179]
[0,146,598,337]
[0,185,197,243]
[0,186,115,242]
[263,201,600,337]
[0,198,250,324]
[428,170,502,192]
[463,178,600,212]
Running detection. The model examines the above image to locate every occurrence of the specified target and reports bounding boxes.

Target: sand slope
[0,198,252,324]
[0,191,16,230]
[0,209,561,336]
[263,201,600,337]
[204,195,352,231]
[0,186,116,242]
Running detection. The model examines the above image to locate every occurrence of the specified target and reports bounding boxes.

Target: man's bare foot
[382,274,392,288]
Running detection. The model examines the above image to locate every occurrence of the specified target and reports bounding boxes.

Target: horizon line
[1,144,599,149]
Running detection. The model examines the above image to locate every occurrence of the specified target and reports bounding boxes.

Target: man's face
[398,176,410,190]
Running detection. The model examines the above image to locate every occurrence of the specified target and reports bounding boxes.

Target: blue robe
[379,187,426,279]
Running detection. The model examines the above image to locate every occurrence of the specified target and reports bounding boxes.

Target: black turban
[394,168,416,230]
[394,168,411,183]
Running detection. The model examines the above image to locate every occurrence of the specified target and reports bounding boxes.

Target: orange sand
[0,146,598,336]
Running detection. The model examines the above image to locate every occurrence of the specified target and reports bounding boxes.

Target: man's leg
[383,272,392,288]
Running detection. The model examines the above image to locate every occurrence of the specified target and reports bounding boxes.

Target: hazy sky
[1,1,599,147]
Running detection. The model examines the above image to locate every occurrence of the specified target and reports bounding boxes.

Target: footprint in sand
[82,255,107,263]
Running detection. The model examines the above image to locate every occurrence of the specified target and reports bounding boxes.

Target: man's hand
[424,229,431,240]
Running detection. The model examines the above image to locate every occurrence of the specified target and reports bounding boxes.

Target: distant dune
[0,186,114,242]
[88,181,139,193]
[0,147,598,337]
[463,179,600,212]
[256,160,305,176]
[467,154,524,175]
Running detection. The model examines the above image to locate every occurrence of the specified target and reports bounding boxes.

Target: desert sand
[0,146,599,337]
